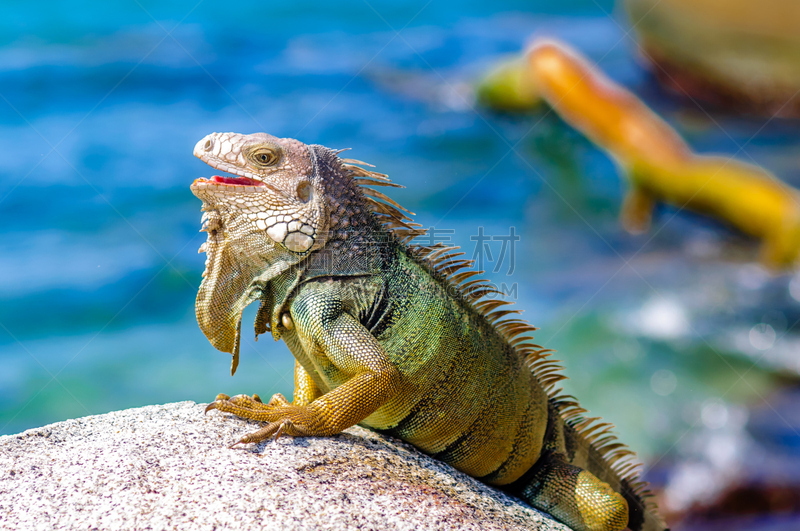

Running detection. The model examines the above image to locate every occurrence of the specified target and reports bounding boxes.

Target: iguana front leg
[292,360,322,406]
[206,296,402,446]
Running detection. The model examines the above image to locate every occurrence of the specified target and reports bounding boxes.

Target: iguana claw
[204,393,231,414]
[228,438,247,449]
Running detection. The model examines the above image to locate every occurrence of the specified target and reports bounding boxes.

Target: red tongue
[211,175,263,186]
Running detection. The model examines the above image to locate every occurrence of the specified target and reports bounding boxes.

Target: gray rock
[0,401,568,531]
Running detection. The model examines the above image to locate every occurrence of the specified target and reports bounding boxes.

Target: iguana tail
[503,402,669,531]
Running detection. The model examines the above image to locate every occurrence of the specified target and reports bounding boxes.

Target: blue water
[2,4,800,520]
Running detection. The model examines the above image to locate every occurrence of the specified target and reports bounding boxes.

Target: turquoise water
[2,2,800,524]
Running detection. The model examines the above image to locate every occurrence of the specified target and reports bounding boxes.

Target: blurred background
[1,1,798,529]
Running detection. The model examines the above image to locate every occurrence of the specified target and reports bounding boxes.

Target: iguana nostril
[204,138,214,152]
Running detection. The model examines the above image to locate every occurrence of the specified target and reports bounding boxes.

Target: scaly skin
[190,132,669,531]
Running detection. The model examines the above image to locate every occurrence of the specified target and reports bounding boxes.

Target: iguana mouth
[192,174,291,201]
[193,174,266,187]
[210,174,265,186]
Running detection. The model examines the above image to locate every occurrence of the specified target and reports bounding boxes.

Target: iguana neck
[302,145,395,280]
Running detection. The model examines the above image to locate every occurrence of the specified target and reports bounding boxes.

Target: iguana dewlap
[191,132,669,531]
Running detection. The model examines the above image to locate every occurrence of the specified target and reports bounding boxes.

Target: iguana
[191,131,669,531]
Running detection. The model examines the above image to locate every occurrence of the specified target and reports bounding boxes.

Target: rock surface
[0,401,567,531]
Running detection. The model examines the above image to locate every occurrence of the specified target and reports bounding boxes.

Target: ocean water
[2,2,799,517]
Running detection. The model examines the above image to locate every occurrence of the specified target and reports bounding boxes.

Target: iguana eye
[247,145,281,168]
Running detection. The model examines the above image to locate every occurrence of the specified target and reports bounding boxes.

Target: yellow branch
[523,39,800,268]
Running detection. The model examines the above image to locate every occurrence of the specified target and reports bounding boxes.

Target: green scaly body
[191,132,669,531]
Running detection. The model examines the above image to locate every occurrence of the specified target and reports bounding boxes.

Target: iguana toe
[229,421,286,448]
[227,394,272,409]
[266,393,291,407]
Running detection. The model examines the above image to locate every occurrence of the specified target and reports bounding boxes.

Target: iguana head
[191,132,330,372]
[192,132,329,253]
